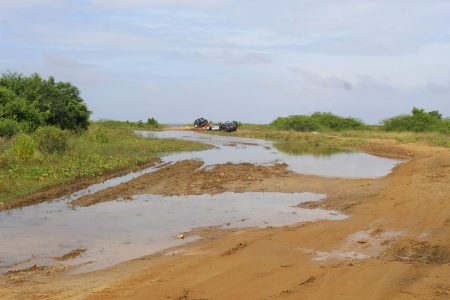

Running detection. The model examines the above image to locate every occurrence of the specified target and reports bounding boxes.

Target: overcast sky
[1,0,449,124]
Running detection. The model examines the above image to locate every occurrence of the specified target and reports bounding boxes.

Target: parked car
[194,118,209,128]
[219,121,237,132]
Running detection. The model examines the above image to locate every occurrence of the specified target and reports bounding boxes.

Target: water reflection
[274,142,351,157]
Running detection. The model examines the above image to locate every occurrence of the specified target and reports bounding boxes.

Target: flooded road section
[138,130,403,178]
[0,192,343,274]
[0,131,402,274]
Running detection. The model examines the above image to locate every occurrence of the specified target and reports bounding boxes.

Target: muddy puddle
[138,130,403,178]
[0,192,344,274]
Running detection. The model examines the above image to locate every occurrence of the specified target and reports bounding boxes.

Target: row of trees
[0,72,91,136]
[270,109,449,133]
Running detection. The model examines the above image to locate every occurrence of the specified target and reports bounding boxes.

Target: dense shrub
[12,134,36,161]
[86,127,109,143]
[0,118,20,138]
[0,72,91,132]
[382,108,448,132]
[310,112,364,130]
[270,112,365,132]
[271,115,321,131]
[147,117,159,127]
[33,126,68,154]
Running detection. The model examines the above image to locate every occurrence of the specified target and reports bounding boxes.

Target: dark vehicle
[194,118,209,128]
[219,121,237,132]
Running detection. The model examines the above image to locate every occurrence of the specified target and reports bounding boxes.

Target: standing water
[137,130,403,178]
[0,192,343,274]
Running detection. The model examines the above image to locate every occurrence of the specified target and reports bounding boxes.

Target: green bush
[271,115,321,131]
[34,126,68,154]
[12,134,36,161]
[310,112,365,130]
[382,108,447,132]
[86,127,109,143]
[147,117,159,128]
[270,113,365,132]
[0,72,91,132]
[0,118,20,138]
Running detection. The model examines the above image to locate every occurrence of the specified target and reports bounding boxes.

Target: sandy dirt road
[0,139,449,299]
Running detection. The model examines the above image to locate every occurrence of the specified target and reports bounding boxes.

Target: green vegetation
[0,122,209,203]
[0,118,21,138]
[147,117,160,128]
[11,134,36,161]
[0,72,91,134]
[330,130,450,148]
[94,119,166,130]
[34,126,68,154]
[382,107,449,133]
[270,112,365,132]
[226,108,449,148]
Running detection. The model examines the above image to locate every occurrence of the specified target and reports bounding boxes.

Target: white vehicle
[206,125,221,131]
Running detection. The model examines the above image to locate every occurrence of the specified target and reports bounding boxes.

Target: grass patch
[0,122,209,203]
[212,123,450,148]
[330,130,450,148]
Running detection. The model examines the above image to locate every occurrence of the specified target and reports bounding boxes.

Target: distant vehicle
[220,121,237,132]
[194,118,209,128]
[206,125,221,131]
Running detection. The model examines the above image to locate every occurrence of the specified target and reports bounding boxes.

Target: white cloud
[290,68,353,90]
[217,51,271,65]
[143,82,160,93]
[89,0,227,8]
[44,54,95,69]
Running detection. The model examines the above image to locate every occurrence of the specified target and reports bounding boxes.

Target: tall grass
[219,124,450,148]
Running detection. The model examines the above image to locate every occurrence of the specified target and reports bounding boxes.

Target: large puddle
[0,192,344,274]
[138,130,403,178]
[0,130,403,274]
